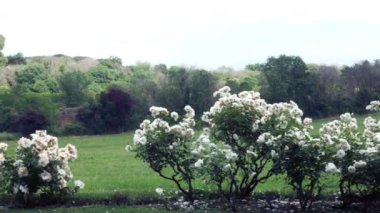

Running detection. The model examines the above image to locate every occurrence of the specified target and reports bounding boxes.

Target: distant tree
[98,56,123,69]
[88,65,125,84]
[13,110,49,136]
[128,62,153,79]
[245,63,264,71]
[7,52,26,65]
[87,64,126,95]
[124,62,159,128]
[154,63,167,73]
[224,76,258,94]
[157,66,189,113]
[0,34,4,50]
[225,78,240,93]
[15,63,48,85]
[78,88,133,133]
[0,34,7,67]
[187,70,217,115]
[58,71,91,107]
[15,63,59,93]
[261,55,316,115]
[340,60,380,113]
[98,88,133,132]
[309,65,345,116]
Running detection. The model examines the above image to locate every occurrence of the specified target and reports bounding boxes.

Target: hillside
[0,55,99,87]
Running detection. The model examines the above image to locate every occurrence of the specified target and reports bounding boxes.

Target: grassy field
[3,133,292,200]
[2,112,379,212]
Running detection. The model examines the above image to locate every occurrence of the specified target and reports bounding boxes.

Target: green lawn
[3,112,379,212]
[5,133,181,200]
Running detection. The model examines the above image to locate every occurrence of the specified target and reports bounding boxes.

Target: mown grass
[3,132,292,200]
[3,112,379,212]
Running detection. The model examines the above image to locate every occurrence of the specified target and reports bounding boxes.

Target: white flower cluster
[0,142,7,166]
[133,105,196,148]
[366,100,380,112]
[2,130,83,196]
[320,112,379,174]
[155,187,164,195]
[360,115,380,158]
[204,87,306,132]
[149,106,169,118]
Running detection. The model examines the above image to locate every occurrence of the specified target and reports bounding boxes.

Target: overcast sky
[1,0,380,69]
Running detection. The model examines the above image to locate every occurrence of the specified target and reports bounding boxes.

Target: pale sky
[1,0,380,69]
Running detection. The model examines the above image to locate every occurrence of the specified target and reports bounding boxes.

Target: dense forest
[1,35,379,136]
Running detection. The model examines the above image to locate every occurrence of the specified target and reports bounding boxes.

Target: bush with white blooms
[131,87,380,210]
[131,87,324,207]
[320,101,380,205]
[132,106,197,201]
[192,86,322,205]
[0,130,84,203]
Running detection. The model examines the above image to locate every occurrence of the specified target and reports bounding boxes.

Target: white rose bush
[0,130,84,204]
[131,86,331,210]
[132,106,197,202]
[320,102,380,206]
[194,87,304,196]
[193,87,326,210]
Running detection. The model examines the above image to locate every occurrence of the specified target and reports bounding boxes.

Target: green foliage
[16,63,48,85]
[98,56,123,69]
[0,91,59,134]
[261,55,316,115]
[157,67,217,117]
[58,71,91,107]
[78,88,133,134]
[7,53,27,65]
[61,122,87,136]
[0,34,4,50]
[15,63,58,93]
[13,111,50,136]
[245,63,264,71]
[0,132,19,141]
[224,78,240,93]
[340,60,380,113]
[0,52,7,67]
[88,65,125,84]
[0,35,5,67]
[154,63,167,73]
[87,64,126,95]
[187,70,216,116]
[157,67,190,113]
[278,141,324,211]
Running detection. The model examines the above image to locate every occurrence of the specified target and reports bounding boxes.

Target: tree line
[0,35,379,136]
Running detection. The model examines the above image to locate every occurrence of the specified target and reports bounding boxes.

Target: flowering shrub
[277,119,325,211]
[131,87,380,210]
[320,102,380,205]
[132,106,197,201]
[0,130,84,203]
[192,86,316,201]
